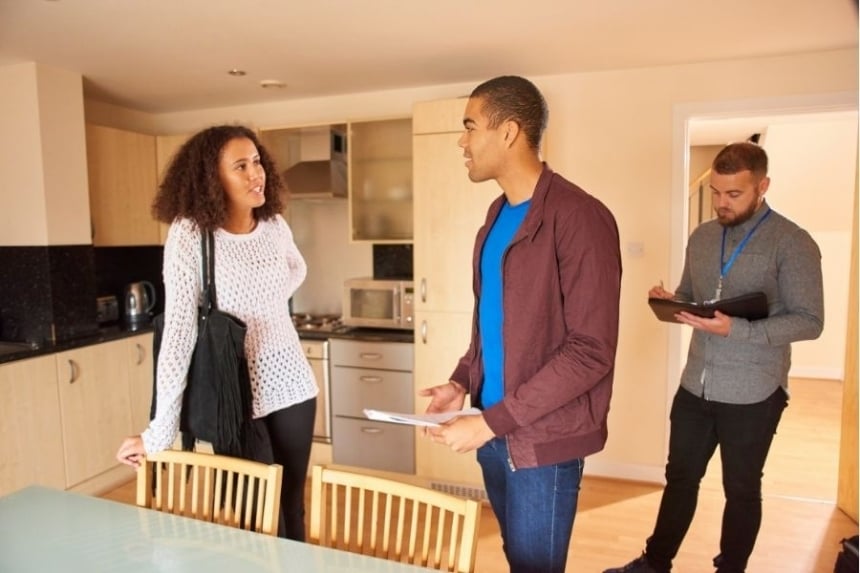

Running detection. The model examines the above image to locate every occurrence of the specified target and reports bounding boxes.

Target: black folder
[648,291,769,323]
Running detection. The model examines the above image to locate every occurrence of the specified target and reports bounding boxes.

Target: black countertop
[298,327,414,344]
[0,322,413,365]
[0,322,155,365]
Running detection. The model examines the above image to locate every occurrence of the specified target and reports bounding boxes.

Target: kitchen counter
[0,322,155,365]
[298,326,414,344]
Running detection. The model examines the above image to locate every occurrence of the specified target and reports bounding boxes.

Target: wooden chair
[309,464,482,573]
[136,449,283,536]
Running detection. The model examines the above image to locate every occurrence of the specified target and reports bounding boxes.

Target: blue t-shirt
[479,199,531,409]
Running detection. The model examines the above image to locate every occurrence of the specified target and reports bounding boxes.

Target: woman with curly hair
[116,125,317,541]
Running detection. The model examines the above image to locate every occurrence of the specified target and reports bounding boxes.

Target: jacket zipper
[506,437,517,472]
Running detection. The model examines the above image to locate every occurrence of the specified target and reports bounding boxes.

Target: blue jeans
[645,386,787,573]
[477,437,583,573]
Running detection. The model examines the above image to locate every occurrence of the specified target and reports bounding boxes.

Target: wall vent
[429,481,488,502]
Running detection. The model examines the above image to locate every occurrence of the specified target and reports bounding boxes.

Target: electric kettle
[124,281,157,325]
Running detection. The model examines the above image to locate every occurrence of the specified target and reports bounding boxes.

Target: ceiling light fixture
[227,69,246,77]
[260,79,286,89]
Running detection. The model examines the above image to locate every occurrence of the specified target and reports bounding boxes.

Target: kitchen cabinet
[412,100,498,313]
[411,98,498,488]
[0,355,66,496]
[330,339,414,474]
[86,124,160,246]
[126,333,154,434]
[413,312,483,487]
[55,338,133,487]
[349,118,413,243]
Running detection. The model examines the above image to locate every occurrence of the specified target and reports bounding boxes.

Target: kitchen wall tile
[0,247,52,344]
[49,245,98,341]
[93,246,165,316]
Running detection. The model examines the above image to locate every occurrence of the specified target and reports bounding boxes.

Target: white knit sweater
[142,215,316,453]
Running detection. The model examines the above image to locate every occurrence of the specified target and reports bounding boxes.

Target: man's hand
[676,310,733,337]
[649,283,674,299]
[418,380,467,414]
[429,414,495,453]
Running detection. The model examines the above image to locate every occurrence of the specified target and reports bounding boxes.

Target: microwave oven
[342,278,414,330]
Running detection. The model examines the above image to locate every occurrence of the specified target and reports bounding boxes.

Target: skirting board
[789,366,844,380]
[583,459,666,485]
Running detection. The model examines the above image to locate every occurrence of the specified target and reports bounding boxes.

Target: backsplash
[0,246,97,344]
[93,246,165,317]
[0,245,164,345]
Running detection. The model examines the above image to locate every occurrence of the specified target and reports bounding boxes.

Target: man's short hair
[470,76,548,151]
[712,141,768,179]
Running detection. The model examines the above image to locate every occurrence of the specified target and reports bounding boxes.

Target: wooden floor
[102,378,857,572]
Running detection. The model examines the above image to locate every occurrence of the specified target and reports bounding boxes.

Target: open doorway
[669,95,858,503]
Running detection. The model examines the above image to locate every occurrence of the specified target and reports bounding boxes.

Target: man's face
[709,169,769,227]
[457,97,506,183]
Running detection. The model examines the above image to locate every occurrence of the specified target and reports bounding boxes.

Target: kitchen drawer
[330,366,412,417]
[332,417,414,474]
[330,339,413,371]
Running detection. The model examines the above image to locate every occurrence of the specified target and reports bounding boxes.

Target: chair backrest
[136,449,283,536]
[309,465,481,573]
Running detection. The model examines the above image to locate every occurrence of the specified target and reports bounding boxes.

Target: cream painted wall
[0,63,90,246]
[760,117,858,380]
[81,48,858,480]
[286,200,372,315]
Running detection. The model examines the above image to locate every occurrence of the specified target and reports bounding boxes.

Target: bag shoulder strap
[200,230,218,311]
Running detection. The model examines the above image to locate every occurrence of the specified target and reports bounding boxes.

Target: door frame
[668,90,858,476]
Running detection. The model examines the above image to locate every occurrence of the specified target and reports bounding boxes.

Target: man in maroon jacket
[421,76,622,573]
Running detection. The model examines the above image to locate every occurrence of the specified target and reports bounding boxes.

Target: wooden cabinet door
[412,131,497,313]
[0,356,66,495]
[56,339,132,487]
[349,118,413,243]
[126,333,154,434]
[412,311,483,487]
[86,124,159,246]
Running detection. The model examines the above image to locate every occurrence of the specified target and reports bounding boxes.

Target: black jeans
[645,386,787,573]
[232,397,316,540]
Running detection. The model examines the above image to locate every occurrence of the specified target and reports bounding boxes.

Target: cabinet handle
[361,427,383,434]
[68,360,79,384]
[135,343,145,365]
[360,375,383,383]
[420,278,427,303]
[359,352,382,361]
[421,320,428,344]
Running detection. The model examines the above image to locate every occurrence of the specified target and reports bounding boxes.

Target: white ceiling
[0,0,857,115]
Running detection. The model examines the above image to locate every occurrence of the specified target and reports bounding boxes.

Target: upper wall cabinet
[260,124,348,201]
[86,124,160,246]
[349,118,413,243]
[261,119,413,243]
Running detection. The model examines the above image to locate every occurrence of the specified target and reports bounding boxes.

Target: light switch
[626,241,645,257]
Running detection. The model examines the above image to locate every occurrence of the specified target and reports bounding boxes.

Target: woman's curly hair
[152,125,285,230]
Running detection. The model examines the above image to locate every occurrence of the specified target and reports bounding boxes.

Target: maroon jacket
[450,165,622,469]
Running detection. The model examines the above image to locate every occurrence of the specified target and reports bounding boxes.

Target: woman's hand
[116,436,146,468]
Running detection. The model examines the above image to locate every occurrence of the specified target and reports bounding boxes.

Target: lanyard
[716,207,772,300]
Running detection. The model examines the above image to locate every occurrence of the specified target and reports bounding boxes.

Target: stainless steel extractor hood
[280,126,348,199]
[282,159,347,199]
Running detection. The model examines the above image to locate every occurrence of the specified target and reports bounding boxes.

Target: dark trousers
[645,386,787,573]
[222,397,316,541]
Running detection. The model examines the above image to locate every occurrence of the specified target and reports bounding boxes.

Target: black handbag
[150,230,253,457]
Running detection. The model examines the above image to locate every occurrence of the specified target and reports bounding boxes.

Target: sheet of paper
[363,407,482,427]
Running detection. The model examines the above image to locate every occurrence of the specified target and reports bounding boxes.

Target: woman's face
[218,137,266,212]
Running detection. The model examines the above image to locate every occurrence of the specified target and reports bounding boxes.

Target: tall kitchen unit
[412,98,500,492]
